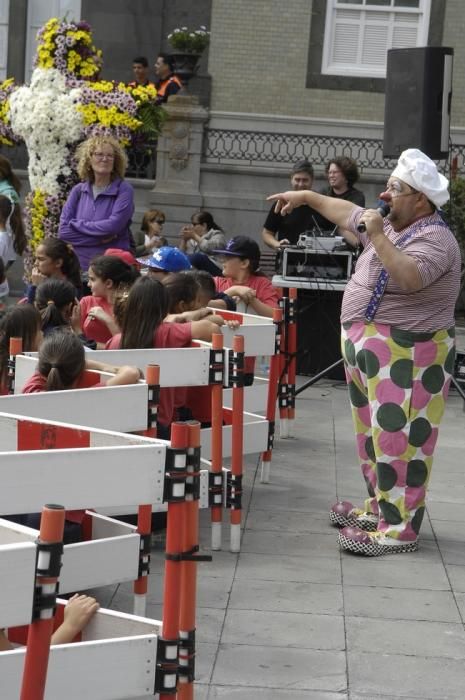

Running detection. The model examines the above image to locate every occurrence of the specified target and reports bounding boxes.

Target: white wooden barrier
[0,599,161,699]
[1,355,270,456]
[0,408,172,699]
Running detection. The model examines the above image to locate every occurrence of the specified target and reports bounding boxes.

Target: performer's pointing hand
[267,190,309,216]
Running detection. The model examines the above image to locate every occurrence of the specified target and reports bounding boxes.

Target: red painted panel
[17,421,91,451]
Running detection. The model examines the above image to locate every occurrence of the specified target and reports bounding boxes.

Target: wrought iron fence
[203,127,465,175]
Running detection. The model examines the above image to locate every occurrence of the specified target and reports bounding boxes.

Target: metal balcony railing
[203,127,465,175]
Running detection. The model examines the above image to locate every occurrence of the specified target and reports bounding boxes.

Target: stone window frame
[306,0,446,93]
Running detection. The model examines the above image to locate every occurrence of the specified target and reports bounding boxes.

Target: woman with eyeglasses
[179,210,227,276]
[59,135,134,282]
[133,208,168,257]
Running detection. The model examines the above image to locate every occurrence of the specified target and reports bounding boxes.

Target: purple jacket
[58,178,134,270]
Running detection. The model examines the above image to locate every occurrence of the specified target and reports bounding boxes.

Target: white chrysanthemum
[9,68,83,194]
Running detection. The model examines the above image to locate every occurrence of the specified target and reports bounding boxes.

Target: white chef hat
[391,148,449,208]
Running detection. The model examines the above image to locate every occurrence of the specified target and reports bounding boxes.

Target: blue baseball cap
[136,246,192,272]
[213,236,261,261]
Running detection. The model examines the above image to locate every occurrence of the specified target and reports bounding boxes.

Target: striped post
[178,421,202,699]
[20,504,65,700]
[134,364,160,616]
[260,308,283,483]
[287,288,298,437]
[210,333,224,550]
[230,334,244,552]
[158,422,189,700]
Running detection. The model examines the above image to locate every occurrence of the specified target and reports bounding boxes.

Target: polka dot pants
[341,321,456,541]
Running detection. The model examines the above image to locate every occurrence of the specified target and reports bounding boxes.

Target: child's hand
[51,594,99,644]
[88,306,112,324]
[225,319,241,330]
[70,300,81,332]
[64,593,99,630]
[31,267,46,286]
[224,286,256,304]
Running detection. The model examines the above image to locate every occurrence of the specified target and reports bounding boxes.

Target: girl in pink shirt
[80,254,139,345]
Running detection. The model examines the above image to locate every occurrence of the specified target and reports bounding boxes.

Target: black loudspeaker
[296,289,345,381]
[383,47,453,160]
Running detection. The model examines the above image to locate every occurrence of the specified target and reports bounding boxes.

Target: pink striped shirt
[341,208,461,332]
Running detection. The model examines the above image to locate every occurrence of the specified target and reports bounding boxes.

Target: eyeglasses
[92,152,115,161]
[385,181,419,198]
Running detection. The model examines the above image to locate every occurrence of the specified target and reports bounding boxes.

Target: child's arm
[51,594,99,645]
[85,359,143,384]
[105,365,142,386]
[0,628,12,650]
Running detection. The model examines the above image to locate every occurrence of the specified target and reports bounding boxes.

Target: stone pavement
[102,373,465,700]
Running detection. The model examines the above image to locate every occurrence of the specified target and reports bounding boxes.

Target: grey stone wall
[208,0,465,128]
[82,0,212,106]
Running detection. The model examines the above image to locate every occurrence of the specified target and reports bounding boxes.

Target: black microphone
[357,202,391,233]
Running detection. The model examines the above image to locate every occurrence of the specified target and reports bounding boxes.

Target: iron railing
[203,128,465,175]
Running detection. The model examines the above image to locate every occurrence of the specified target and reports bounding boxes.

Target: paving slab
[228,578,343,615]
[221,609,345,650]
[113,381,465,699]
[346,616,465,658]
[348,652,465,699]
[343,585,461,623]
[211,644,347,692]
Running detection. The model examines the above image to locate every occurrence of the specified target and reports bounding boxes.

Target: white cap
[391,148,449,208]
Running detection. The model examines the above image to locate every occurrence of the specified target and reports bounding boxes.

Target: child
[183,269,237,311]
[27,238,82,304]
[213,236,280,317]
[0,305,42,395]
[106,276,227,438]
[136,246,191,282]
[35,278,96,349]
[0,194,26,303]
[163,272,200,314]
[22,331,141,393]
[0,594,99,650]
[80,255,139,345]
[20,331,141,541]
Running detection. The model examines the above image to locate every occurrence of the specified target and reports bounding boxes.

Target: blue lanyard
[364,219,450,322]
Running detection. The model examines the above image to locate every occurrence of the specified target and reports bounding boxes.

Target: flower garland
[35,17,102,79]
[2,17,164,267]
[0,78,21,146]
[9,68,83,194]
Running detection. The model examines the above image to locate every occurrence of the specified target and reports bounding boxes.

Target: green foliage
[443,176,465,256]
[136,102,167,141]
[167,26,210,54]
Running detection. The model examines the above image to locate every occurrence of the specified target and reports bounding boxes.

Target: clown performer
[268,149,461,556]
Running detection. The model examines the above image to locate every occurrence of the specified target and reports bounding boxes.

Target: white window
[321,0,432,78]
[0,0,10,81]
[25,0,82,81]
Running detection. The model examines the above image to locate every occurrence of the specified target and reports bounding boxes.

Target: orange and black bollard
[20,504,65,700]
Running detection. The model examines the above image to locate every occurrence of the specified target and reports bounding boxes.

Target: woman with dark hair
[79,254,139,344]
[133,208,167,257]
[179,210,227,275]
[26,237,82,304]
[0,305,42,394]
[321,156,366,246]
[59,135,134,273]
